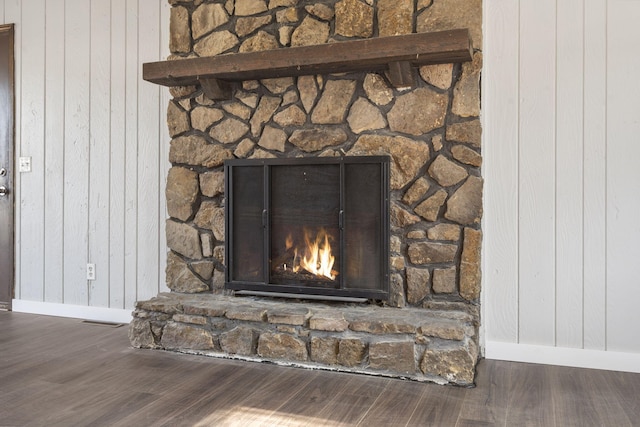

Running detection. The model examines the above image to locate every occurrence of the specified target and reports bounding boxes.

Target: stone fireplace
[129,0,483,386]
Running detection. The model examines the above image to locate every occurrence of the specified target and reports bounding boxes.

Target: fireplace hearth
[226,156,389,301]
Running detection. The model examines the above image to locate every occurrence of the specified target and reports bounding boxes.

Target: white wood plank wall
[484,0,640,371]
[1,0,170,319]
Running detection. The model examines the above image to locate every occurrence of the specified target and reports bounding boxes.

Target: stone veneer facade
[130,0,483,385]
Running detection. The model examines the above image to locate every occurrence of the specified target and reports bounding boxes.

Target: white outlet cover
[19,157,31,173]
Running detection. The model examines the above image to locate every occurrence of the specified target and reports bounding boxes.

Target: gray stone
[347,97,386,133]
[388,87,448,136]
[194,201,225,241]
[289,127,348,152]
[250,96,281,136]
[446,120,481,148]
[369,341,415,373]
[406,267,430,305]
[166,252,209,293]
[349,316,415,334]
[337,338,366,367]
[427,224,461,241]
[388,273,406,308]
[192,3,229,40]
[274,105,307,126]
[417,0,482,49]
[194,30,239,57]
[191,106,224,132]
[408,242,457,264]
[335,0,374,38]
[235,0,268,16]
[445,175,483,225]
[311,80,356,124]
[258,126,287,152]
[167,102,190,137]
[161,322,215,350]
[460,228,482,301]
[453,52,482,118]
[222,102,252,120]
[348,135,430,190]
[402,177,431,205]
[170,135,233,168]
[267,307,310,325]
[199,170,225,198]
[377,0,413,37]
[170,6,190,53]
[390,235,402,253]
[432,267,457,294]
[258,332,308,361]
[201,233,213,258]
[428,155,468,187]
[166,220,203,259]
[235,15,272,38]
[240,31,279,53]
[415,189,448,222]
[452,145,482,167]
[129,318,155,348]
[291,16,329,47]
[420,340,478,385]
[210,118,249,144]
[166,167,199,221]
[310,336,339,365]
[363,73,393,106]
[298,75,318,113]
[220,326,258,355]
[212,270,225,292]
[391,203,421,228]
[305,4,334,21]
[419,63,454,90]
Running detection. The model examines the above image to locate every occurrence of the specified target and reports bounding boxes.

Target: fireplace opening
[225,156,390,301]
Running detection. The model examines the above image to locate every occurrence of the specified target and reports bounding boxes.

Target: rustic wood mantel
[143,29,473,100]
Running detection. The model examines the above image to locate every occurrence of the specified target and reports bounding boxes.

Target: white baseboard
[12,299,133,324]
[485,340,640,374]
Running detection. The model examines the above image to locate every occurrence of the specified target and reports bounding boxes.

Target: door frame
[0,23,14,310]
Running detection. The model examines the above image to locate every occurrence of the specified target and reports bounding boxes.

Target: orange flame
[284,228,336,280]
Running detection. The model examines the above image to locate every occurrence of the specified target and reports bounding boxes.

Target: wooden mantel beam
[143,29,472,91]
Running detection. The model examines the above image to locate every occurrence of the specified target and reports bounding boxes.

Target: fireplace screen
[225,156,389,301]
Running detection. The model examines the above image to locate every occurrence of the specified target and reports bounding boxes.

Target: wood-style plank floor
[1,311,639,426]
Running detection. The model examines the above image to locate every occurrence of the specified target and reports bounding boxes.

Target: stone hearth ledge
[129,293,480,386]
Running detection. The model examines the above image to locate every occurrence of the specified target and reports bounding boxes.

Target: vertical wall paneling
[109,0,126,309]
[555,0,585,349]
[582,0,607,351]
[88,0,112,307]
[158,0,170,294]
[517,0,557,346]
[605,0,640,353]
[135,0,161,302]
[18,0,46,302]
[482,0,520,343]
[44,0,66,304]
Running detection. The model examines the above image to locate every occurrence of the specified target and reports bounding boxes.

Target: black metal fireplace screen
[225,156,390,301]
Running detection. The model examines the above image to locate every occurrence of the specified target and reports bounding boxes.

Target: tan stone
[237,91,259,108]
[170,85,197,99]
[403,177,431,205]
[291,16,329,47]
[166,220,203,259]
[213,245,225,265]
[460,228,482,301]
[445,175,483,225]
[209,117,249,144]
[173,312,209,326]
[348,135,430,190]
[170,135,233,168]
[283,89,298,106]
[166,167,199,221]
[309,312,349,331]
[391,203,421,228]
[428,224,461,241]
[249,149,277,159]
[212,270,225,292]
[428,155,468,187]
[377,0,413,37]
[191,106,224,132]
[446,120,481,147]
[432,134,444,151]
[419,63,454,90]
[167,102,189,137]
[220,326,258,355]
[235,0,268,16]
[274,105,307,127]
[161,322,215,350]
[258,332,308,361]
[194,30,238,57]
[166,251,209,293]
[129,318,155,348]
[432,267,457,294]
[349,316,415,334]
[311,336,339,365]
[417,0,482,49]
[335,0,374,38]
[369,341,415,373]
[234,138,256,158]
[306,4,334,21]
[258,126,287,152]
[222,102,252,120]
[225,305,267,322]
[194,201,225,241]
[191,260,214,281]
[415,189,448,222]
[363,73,393,106]
[289,127,348,152]
[201,233,213,258]
[337,338,366,367]
[452,145,482,167]
[311,80,356,124]
[298,75,318,113]
[235,15,272,37]
[390,235,402,253]
[453,52,482,118]
[279,26,294,46]
[199,170,225,198]
[269,0,298,8]
[250,95,281,136]
[267,307,310,325]
[347,97,386,133]
[391,256,405,270]
[420,340,478,385]
[406,267,430,304]
[192,3,229,40]
[388,88,448,136]
[240,31,279,53]
[170,6,190,53]
[407,230,426,239]
[418,321,466,341]
[262,77,294,94]
[408,242,457,264]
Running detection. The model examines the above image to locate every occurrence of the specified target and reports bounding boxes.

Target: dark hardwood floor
[1,311,639,426]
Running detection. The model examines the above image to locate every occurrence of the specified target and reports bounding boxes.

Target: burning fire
[284,228,337,280]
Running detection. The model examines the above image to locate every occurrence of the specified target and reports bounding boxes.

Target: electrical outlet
[87,263,96,281]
